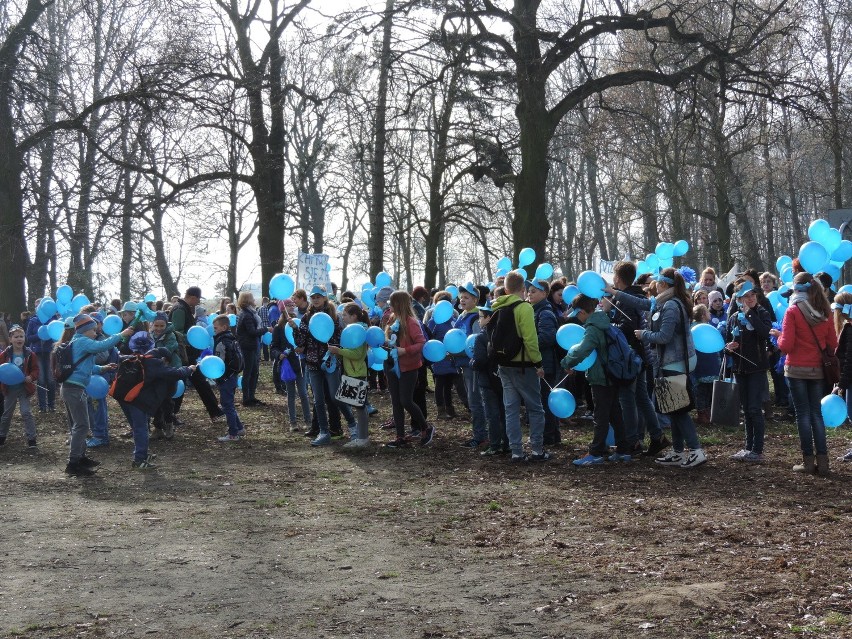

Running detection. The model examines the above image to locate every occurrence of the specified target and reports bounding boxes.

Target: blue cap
[476,300,494,314]
[309,285,328,298]
[524,279,546,291]
[459,281,478,297]
[734,280,755,298]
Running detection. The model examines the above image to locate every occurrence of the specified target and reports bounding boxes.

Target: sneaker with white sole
[217,434,242,443]
[655,451,686,466]
[343,438,370,449]
[681,449,708,468]
[730,449,750,460]
[741,451,764,463]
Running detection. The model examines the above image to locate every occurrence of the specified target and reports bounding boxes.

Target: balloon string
[545,373,573,391]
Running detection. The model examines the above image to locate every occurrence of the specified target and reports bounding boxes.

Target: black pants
[387,368,427,438]
[589,385,626,455]
[174,347,222,418]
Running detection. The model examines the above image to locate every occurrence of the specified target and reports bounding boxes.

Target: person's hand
[726,341,740,351]
[295,347,304,354]
[279,354,286,361]
[24,375,32,383]
[536,367,545,379]
[396,347,406,356]
[604,285,617,296]
[600,298,613,312]
[104,363,118,371]
[634,330,643,340]
[833,385,844,396]
[188,364,197,373]
[328,345,340,355]
[267,327,274,333]
[120,328,134,338]
[769,328,781,338]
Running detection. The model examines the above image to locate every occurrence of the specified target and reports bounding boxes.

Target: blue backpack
[602,325,642,385]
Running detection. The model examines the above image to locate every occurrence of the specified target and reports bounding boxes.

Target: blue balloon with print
[375,271,393,289]
[0,363,25,385]
[173,379,185,398]
[692,323,725,353]
[672,239,689,257]
[577,270,606,298]
[340,323,367,349]
[47,320,66,341]
[443,328,466,354]
[799,241,829,274]
[496,256,512,271]
[56,285,73,305]
[534,263,554,280]
[821,394,847,428]
[518,247,536,268]
[548,388,576,419]
[269,273,295,300]
[308,312,334,343]
[187,325,212,350]
[569,344,597,371]
[365,325,386,348]
[86,375,110,400]
[432,300,454,324]
[199,355,226,379]
[102,314,123,336]
[556,324,585,351]
[422,340,447,362]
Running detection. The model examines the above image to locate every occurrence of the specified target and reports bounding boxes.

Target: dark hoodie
[611,284,648,365]
[118,349,194,415]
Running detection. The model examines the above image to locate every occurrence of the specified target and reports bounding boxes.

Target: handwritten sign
[596,259,615,284]
[296,252,332,292]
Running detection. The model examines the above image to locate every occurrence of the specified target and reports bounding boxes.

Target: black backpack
[602,325,643,386]
[53,342,88,383]
[487,300,526,366]
[109,355,152,402]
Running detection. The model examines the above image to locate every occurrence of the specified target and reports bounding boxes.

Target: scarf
[653,287,676,313]
[790,292,825,326]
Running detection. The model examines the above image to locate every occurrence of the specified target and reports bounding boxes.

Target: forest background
[1,0,850,313]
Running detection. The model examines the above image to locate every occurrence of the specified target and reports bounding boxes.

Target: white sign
[297,252,332,292]
[597,259,615,284]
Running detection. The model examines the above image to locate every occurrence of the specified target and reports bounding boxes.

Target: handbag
[711,359,740,427]
[279,358,297,382]
[804,320,840,385]
[334,375,368,407]
[653,299,695,414]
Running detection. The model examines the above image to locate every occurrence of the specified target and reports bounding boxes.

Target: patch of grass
[318,471,343,483]
[488,500,502,512]
[823,612,849,627]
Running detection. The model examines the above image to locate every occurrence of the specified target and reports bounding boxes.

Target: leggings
[387,368,427,438]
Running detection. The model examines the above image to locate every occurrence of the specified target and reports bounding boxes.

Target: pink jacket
[396,316,426,373]
[777,305,837,368]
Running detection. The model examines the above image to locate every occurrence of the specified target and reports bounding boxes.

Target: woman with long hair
[271,307,312,431]
[774,272,836,475]
[832,291,852,463]
[235,292,271,407]
[383,291,432,447]
[608,267,705,468]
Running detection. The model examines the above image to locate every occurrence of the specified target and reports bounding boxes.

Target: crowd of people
[1,257,851,477]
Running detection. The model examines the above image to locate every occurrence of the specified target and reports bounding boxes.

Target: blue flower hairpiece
[678,266,697,285]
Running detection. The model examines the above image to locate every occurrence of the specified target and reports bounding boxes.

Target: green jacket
[152,324,183,368]
[338,323,368,378]
[559,311,609,386]
[490,294,542,367]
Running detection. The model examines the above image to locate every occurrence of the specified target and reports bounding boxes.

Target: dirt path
[2,379,851,638]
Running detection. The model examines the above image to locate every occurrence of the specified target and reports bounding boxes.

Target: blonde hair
[236,292,254,309]
[387,291,416,344]
[833,291,852,336]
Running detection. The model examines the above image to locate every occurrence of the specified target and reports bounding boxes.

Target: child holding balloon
[0,325,40,449]
[213,315,247,442]
[328,303,370,447]
[271,308,312,432]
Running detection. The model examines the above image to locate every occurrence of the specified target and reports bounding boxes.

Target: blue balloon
[71,294,90,313]
[207,323,216,337]
[309,312,334,343]
[375,271,393,289]
[808,219,830,242]
[839,285,852,295]
[56,285,73,304]
[370,346,389,362]
[821,394,847,428]
[367,350,384,371]
[562,285,580,305]
[58,303,74,319]
[692,323,725,353]
[465,334,477,358]
[199,355,226,379]
[673,239,689,257]
[285,320,299,346]
[443,328,466,354]
[228,313,237,327]
[173,379,185,398]
[776,255,793,273]
[515,268,528,280]
[86,375,110,400]
[144,293,157,304]
[47,320,66,341]
[422,340,447,362]
[261,331,272,346]
[365,326,386,348]
[799,241,829,273]
[237,375,243,389]
[37,325,50,341]
[0,363,25,385]
[645,253,660,271]
[269,274,295,300]
[557,324,585,351]
[832,240,852,263]
[432,300,454,324]
[495,268,509,278]
[496,256,512,271]
[102,315,123,336]
[362,289,376,307]
[37,298,57,324]
[361,281,374,292]
[444,285,458,302]
[548,389,576,419]
[655,242,674,260]
[577,271,606,298]
[341,324,367,349]
[518,247,536,267]
[818,228,842,255]
[780,265,793,284]
[534,263,554,280]
[569,345,597,371]
[187,325,212,350]
[824,264,841,283]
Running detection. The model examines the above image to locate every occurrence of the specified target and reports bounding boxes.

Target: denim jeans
[242,347,260,403]
[480,381,507,450]
[120,402,150,463]
[285,372,312,426]
[36,350,56,410]
[736,371,768,454]
[217,375,243,436]
[61,383,90,463]
[87,396,109,441]
[788,377,827,455]
[498,366,545,456]
[615,379,639,449]
[770,366,789,405]
[308,368,354,436]
[632,368,663,442]
[462,367,487,443]
[0,385,36,439]
[669,410,701,452]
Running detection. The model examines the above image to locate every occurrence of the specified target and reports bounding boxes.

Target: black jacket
[236,307,267,352]
[611,285,648,364]
[725,304,773,374]
[837,323,852,390]
[119,356,193,416]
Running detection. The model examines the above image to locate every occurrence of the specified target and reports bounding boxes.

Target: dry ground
[1,366,851,639]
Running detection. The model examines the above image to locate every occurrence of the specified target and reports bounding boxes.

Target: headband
[656,275,675,285]
[832,302,852,316]
[793,282,812,291]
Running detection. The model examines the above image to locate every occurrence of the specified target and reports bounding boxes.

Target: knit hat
[376,286,394,306]
[708,290,723,305]
[147,347,172,360]
[128,331,154,353]
[120,301,137,313]
[154,311,169,324]
[73,314,97,335]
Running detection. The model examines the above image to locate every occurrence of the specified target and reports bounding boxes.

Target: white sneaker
[344,438,370,449]
[655,451,686,466]
[730,449,750,460]
[681,449,708,468]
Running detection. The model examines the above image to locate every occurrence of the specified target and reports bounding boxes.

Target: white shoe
[655,451,686,466]
[730,449,750,460]
[681,449,707,468]
[344,438,370,448]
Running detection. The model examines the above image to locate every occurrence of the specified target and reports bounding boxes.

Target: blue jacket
[25,315,53,355]
[63,334,124,388]
[426,317,458,375]
[533,299,559,375]
[451,311,479,369]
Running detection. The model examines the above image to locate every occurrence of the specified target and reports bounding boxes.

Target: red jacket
[0,346,40,396]
[777,305,837,368]
[395,316,426,373]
